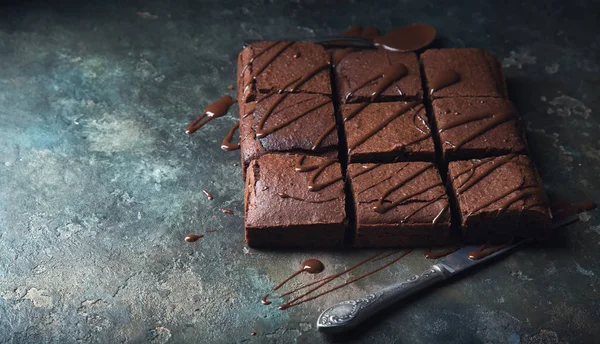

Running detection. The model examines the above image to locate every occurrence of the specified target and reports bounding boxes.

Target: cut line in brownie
[431,97,528,161]
[347,162,453,248]
[244,154,346,248]
[447,154,552,244]
[239,93,339,177]
[341,101,435,163]
[421,48,508,99]
[335,49,422,103]
[237,41,332,103]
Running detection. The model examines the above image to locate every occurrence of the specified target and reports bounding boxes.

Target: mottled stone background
[0,0,598,343]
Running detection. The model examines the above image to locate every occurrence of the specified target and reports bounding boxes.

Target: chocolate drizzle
[184,234,204,242]
[429,69,460,95]
[345,62,409,102]
[373,23,436,52]
[221,121,241,151]
[294,155,343,192]
[261,259,326,306]
[278,249,412,310]
[186,95,237,134]
[467,243,510,260]
[439,110,516,149]
[347,102,430,153]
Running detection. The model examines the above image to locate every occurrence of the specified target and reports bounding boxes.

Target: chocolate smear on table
[261,259,326,306]
[184,234,204,242]
[221,121,240,151]
[221,208,233,215]
[186,95,236,134]
[551,200,597,223]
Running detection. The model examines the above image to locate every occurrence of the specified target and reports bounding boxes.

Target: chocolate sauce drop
[251,332,257,336]
[302,259,325,274]
[221,121,240,151]
[186,95,237,134]
[202,189,213,201]
[221,208,233,215]
[467,243,509,260]
[261,294,272,305]
[184,234,204,242]
[429,69,460,95]
[374,23,436,52]
[424,247,460,259]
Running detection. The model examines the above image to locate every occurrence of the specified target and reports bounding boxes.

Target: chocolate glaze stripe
[345,62,409,102]
[257,98,332,138]
[453,154,520,194]
[185,95,237,134]
[248,41,295,78]
[355,163,408,196]
[401,193,449,224]
[429,69,460,95]
[311,122,337,151]
[373,164,437,214]
[350,163,383,179]
[221,121,241,151]
[348,103,428,152]
[239,41,281,77]
[442,111,516,149]
[279,249,412,310]
[294,155,343,192]
[277,192,339,204]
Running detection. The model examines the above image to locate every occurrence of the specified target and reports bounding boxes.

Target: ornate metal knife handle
[317,264,451,333]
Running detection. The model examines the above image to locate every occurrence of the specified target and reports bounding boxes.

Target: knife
[317,214,582,333]
[243,36,375,49]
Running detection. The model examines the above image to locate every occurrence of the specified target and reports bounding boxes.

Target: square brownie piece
[239,93,339,177]
[432,97,528,161]
[245,154,347,248]
[347,162,453,248]
[334,49,422,103]
[448,154,552,244]
[421,48,508,99]
[341,101,435,163]
[237,41,332,103]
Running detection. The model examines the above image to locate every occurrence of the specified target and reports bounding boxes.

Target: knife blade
[317,213,582,333]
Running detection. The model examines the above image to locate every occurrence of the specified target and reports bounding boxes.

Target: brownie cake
[431,97,528,160]
[334,49,423,103]
[448,154,552,243]
[237,41,332,103]
[421,48,508,99]
[244,154,347,248]
[236,26,552,248]
[341,101,435,163]
[348,162,453,247]
[239,93,339,176]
